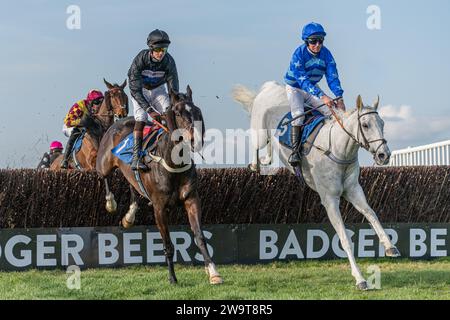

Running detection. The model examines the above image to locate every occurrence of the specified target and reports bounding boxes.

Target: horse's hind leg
[184,195,222,285]
[260,132,273,166]
[154,202,177,284]
[321,194,368,290]
[344,184,400,257]
[121,185,139,228]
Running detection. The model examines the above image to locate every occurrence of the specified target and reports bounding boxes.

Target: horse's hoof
[247,163,258,172]
[106,204,117,214]
[260,157,272,166]
[356,281,369,291]
[121,217,134,229]
[209,275,223,285]
[169,277,178,285]
[105,194,117,214]
[386,247,401,257]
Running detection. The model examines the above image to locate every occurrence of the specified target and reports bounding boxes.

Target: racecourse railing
[389,139,450,166]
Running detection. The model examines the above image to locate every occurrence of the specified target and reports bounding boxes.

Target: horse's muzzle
[375,147,391,165]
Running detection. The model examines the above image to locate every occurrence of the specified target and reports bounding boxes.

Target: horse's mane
[323,106,375,125]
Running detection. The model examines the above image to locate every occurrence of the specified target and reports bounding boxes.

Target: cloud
[379,105,450,147]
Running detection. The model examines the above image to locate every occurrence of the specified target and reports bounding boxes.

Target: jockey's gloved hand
[321,95,336,108]
[148,111,162,123]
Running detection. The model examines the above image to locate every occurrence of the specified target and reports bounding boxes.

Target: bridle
[146,99,203,173]
[169,99,199,134]
[96,87,128,120]
[314,106,387,165]
[356,110,387,155]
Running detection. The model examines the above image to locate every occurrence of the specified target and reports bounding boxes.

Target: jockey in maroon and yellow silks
[60,89,104,169]
[64,99,90,127]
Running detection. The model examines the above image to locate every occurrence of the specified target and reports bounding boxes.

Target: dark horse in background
[96,86,223,285]
[50,79,129,170]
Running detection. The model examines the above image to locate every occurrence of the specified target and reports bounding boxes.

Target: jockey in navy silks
[284,22,346,166]
[128,29,179,171]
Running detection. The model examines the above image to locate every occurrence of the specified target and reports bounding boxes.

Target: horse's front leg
[184,194,223,285]
[344,183,400,257]
[121,185,139,228]
[321,193,368,290]
[104,178,117,213]
[153,201,177,284]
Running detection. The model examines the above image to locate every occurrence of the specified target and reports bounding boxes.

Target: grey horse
[233,81,400,290]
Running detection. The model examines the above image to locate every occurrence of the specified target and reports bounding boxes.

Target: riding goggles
[153,47,168,53]
[306,37,324,45]
[91,98,104,105]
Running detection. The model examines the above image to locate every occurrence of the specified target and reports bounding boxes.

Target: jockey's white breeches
[286,85,331,126]
[131,84,170,122]
[62,124,74,137]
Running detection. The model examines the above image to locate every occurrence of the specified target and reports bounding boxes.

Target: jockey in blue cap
[284,22,346,166]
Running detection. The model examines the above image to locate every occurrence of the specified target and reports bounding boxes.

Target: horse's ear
[186,85,193,102]
[356,95,364,111]
[103,78,114,90]
[169,88,178,104]
[120,79,127,89]
[373,95,380,110]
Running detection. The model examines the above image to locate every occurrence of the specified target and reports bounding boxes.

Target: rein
[283,97,342,126]
[153,119,169,133]
[95,88,128,119]
[315,105,386,164]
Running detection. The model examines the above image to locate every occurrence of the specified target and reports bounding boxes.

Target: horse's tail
[232,84,257,114]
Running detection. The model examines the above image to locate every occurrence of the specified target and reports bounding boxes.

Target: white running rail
[389,140,450,166]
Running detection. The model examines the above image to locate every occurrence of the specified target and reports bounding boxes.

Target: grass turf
[0,258,449,300]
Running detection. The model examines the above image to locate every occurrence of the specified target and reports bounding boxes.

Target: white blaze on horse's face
[192,120,204,152]
[357,95,391,165]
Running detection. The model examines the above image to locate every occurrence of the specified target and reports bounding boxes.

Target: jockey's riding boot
[288,125,302,167]
[131,132,147,171]
[60,129,79,169]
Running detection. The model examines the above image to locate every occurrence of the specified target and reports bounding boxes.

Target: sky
[1,0,450,168]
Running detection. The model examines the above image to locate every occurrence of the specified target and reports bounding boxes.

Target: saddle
[277,110,325,153]
[111,124,164,165]
[301,120,324,156]
[142,125,164,166]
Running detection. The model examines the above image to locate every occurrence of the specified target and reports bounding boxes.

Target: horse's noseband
[357,111,387,154]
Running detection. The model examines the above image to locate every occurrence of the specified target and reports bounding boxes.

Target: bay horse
[50,79,129,171]
[233,81,399,290]
[96,86,222,285]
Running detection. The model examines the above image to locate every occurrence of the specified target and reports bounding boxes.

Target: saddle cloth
[71,130,86,155]
[276,110,325,151]
[111,125,164,164]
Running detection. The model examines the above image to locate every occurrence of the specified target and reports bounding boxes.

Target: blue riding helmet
[302,22,327,40]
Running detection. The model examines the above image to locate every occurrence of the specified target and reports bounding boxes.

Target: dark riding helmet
[147,29,171,49]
